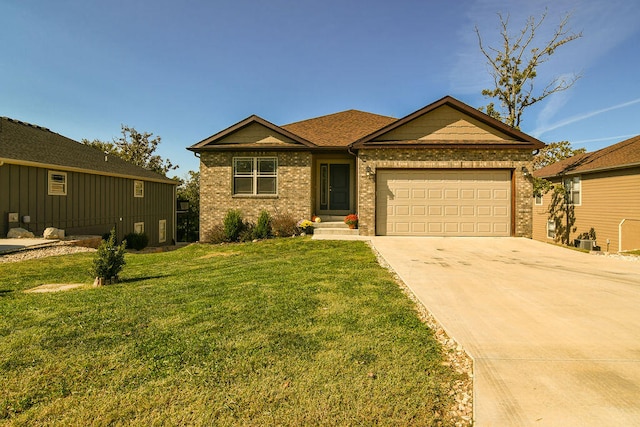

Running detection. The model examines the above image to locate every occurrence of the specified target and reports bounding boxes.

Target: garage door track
[370,237,640,426]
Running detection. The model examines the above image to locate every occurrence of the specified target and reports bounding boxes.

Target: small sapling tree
[92,228,127,286]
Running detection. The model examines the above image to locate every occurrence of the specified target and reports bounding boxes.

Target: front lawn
[0,238,464,425]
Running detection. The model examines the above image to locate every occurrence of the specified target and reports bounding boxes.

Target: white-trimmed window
[48,171,67,196]
[134,180,144,198]
[159,219,167,243]
[564,176,581,205]
[233,157,277,195]
[134,222,144,234]
[547,220,556,239]
[534,194,543,205]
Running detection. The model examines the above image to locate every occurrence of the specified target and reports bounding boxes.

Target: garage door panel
[395,205,410,216]
[429,206,443,216]
[444,189,458,199]
[493,189,509,200]
[412,188,426,198]
[412,222,426,233]
[395,222,410,233]
[477,206,492,216]
[460,205,474,216]
[396,189,410,199]
[477,222,492,233]
[493,206,509,217]
[477,189,492,199]
[412,205,426,216]
[460,189,475,199]
[376,169,511,236]
[444,222,459,233]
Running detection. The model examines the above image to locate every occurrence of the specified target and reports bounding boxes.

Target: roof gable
[352,96,545,149]
[189,115,315,151]
[0,117,175,184]
[534,135,640,178]
[282,110,396,147]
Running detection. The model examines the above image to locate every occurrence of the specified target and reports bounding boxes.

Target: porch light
[365,165,375,177]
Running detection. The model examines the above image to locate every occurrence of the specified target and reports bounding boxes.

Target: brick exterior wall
[356,148,534,237]
[199,151,312,241]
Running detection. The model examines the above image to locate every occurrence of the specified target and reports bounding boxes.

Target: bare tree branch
[476,10,582,129]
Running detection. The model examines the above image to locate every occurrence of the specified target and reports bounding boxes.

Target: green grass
[0,238,462,426]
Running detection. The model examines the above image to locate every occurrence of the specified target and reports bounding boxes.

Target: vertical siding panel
[28,167,37,230]
[73,172,80,229]
[37,168,46,234]
[0,164,8,234]
[9,165,20,218]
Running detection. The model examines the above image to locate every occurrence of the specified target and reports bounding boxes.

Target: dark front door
[329,164,350,211]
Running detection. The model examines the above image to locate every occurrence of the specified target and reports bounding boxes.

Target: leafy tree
[176,170,200,242]
[532,140,586,197]
[533,140,586,170]
[82,125,177,175]
[476,10,582,129]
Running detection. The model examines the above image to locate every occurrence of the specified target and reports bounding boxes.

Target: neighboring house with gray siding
[0,117,177,246]
[189,96,544,239]
[532,135,640,252]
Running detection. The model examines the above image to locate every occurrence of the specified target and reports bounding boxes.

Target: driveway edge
[367,240,474,426]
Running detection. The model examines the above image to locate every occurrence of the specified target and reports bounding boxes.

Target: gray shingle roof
[0,117,175,184]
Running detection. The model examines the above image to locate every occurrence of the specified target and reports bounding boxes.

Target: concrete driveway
[370,237,640,426]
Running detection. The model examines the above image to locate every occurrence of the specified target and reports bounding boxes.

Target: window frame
[48,170,67,196]
[563,176,581,206]
[232,157,278,196]
[134,180,145,198]
[159,219,167,243]
[134,222,144,234]
[547,220,556,239]
[534,194,543,206]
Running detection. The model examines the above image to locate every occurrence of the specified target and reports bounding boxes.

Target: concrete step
[313,221,349,229]
[313,227,360,236]
[318,215,347,222]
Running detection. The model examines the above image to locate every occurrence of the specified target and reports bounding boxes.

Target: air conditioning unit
[577,239,595,250]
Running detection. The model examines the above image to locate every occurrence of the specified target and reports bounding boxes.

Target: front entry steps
[312,216,369,240]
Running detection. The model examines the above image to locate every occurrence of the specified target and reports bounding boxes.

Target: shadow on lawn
[0,289,12,297]
[118,275,170,284]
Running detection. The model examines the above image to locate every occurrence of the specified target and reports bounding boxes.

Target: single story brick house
[189,96,544,238]
[0,116,177,245]
[532,135,640,252]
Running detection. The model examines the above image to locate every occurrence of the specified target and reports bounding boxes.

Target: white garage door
[376,169,511,236]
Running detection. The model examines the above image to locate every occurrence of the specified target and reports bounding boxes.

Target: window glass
[234,177,253,194]
[258,158,276,174]
[564,176,581,205]
[159,220,167,243]
[234,158,253,174]
[233,157,277,195]
[48,171,67,196]
[134,180,144,197]
[547,221,556,239]
[257,177,276,194]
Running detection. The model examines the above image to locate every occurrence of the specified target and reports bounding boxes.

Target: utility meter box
[8,212,19,223]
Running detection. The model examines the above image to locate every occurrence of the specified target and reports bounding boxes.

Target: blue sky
[2,0,639,178]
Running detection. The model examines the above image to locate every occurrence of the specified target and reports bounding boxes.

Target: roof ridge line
[1,116,51,132]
